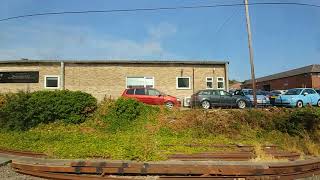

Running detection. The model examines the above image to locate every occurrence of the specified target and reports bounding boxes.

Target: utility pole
[244,0,257,107]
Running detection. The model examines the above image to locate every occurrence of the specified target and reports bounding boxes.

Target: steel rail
[0,148,47,158]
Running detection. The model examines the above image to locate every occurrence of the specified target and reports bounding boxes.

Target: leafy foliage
[0,90,97,131]
[275,108,320,136]
[101,97,158,132]
[0,92,31,131]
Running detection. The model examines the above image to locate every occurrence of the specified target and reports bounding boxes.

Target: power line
[214,8,241,35]
[0,2,320,22]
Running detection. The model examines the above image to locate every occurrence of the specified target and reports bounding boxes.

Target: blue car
[275,88,320,108]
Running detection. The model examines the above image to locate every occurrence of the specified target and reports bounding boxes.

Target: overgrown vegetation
[100,97,159,132]
[0,91,97,131]
[0,91,320,161]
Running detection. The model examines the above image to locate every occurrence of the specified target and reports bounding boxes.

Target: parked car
[233,89,270,106]
[269,90,288,106]
[121,88,181,108]
[316,89,320,94]
[190,89,251,109]
[275,88,320,108]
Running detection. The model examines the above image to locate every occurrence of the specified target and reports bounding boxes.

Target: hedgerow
[0,90,97,131]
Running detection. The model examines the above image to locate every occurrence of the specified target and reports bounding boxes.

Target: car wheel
[237,100,246,109]
[165,101,174,109]
[201,100,210,109]
[296,100,303,108]
[317,100,320,107]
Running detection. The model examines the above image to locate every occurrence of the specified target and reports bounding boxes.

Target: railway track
[0,146,316,179]
[0,148,47,158]
[9,157,320,180]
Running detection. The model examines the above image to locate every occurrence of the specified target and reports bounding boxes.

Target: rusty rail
[0,148,47,158]
[168,152,255,161]
[11,158,320,179]
[0,145,311,179]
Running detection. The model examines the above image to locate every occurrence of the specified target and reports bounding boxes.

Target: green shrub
[0,92,31,131]
[112,98,144,121]
[102,98,158,132]
[0,90,97,131]
[275,108,320,136]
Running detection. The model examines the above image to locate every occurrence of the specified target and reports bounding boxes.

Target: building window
[176,77,191,89]
[126,77,154,88]
[44,75,60,89]
[217,77,225,89]
[206,77,214,89]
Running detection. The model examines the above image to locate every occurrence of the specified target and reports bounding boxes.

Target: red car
[121,88,181,108]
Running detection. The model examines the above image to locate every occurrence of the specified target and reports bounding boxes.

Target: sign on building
[0,71,39,83]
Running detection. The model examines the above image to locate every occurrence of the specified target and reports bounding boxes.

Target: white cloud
[0,22,181,60]
[148,22,177,40]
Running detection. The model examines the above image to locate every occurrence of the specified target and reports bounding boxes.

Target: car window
[212,90,220,95]
[256,91,265,95]
[301,89,308,95]
[306,89,316,94]
[243,90,252,95]
[198,90,211,95]
[219,90,230,96]
[135,89,145,95]
[147,89,160,96]
[234,90,243,96]
[285,89,303,95]
[126,89,134,95]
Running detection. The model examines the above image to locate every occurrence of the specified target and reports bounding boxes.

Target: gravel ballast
[0,164,44,180]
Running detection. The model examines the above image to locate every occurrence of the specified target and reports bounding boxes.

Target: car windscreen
[243,90,252,95]
[285,89,302,95]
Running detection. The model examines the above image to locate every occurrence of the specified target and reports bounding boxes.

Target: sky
[0,0,320,81]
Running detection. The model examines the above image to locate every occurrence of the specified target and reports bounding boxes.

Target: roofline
[0,59,229,65]
[243,64,320,84]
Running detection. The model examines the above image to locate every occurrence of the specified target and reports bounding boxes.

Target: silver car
[233,89,270,106]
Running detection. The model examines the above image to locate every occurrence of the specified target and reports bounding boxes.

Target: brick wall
[242,73,314,90]
[0,63,60,93]
[312,73,320,89]
[0,62,227,101]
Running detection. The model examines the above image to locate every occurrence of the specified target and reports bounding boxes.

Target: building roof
[244,64,320,84]
[229,82,242,90]
[0,59,228,65]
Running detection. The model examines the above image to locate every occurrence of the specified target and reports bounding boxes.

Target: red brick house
[242,64,320,91]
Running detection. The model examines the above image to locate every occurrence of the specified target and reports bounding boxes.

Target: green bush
[0,92,31,131]
[0,90,97,131]
[275,108,320,136]
[102,98,157,132]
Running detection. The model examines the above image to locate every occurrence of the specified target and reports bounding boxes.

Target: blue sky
[0,0,319,81]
